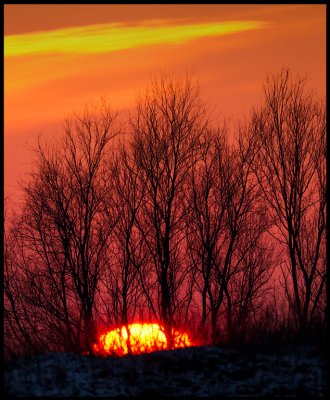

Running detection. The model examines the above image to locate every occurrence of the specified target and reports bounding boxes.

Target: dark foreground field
[4,344,326,397]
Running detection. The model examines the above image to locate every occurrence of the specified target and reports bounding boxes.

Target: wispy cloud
[5,20,267,58]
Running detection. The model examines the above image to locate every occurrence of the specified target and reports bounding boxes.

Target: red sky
[4,4,326,206]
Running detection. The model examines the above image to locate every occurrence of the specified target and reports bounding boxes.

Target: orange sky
[4,4,326,206]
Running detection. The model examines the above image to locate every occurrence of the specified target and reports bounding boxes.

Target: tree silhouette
[186,125,272,343]
[252,69,326,331]
[4,102,118,354]
[99,144,155,331]
[130,74,206,347]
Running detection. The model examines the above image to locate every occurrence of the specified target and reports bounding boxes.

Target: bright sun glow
[94,323,191,356]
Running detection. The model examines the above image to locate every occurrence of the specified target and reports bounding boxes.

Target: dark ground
[4,344,326,397]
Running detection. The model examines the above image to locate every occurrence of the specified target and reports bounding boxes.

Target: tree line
[4,70,326,358]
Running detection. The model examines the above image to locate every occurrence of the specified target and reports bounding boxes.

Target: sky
[4,4,326,205]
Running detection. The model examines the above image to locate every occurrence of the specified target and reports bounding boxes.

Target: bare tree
[224,222,274,342]
[5,102,118,354]
[252,69,326,331]
[4,200,40,359]
[222,128,274,342]
[130,74,206,347]
[186,123,272,344]
[185,128,228,341]
[98,144,155,333]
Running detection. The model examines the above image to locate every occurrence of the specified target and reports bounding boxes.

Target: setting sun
[94,323,191,356]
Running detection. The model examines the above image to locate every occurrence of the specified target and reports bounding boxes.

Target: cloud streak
[5,20,267,58]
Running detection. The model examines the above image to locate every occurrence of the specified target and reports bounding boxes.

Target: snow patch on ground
[5,345,326,396]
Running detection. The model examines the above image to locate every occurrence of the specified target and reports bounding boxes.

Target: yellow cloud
[5,20,267,58]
